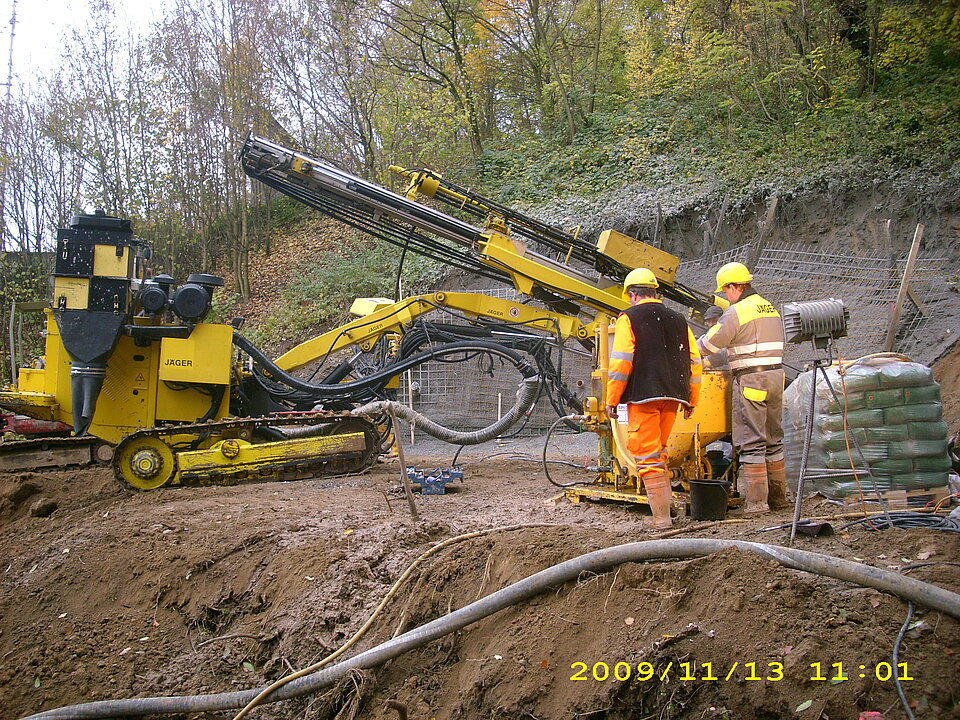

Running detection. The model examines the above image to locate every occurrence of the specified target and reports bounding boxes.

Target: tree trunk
[587,0,601,116]
[238,203,250,300]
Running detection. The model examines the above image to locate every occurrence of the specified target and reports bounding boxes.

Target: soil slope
[2,436,958,720]
[3,181,960,720]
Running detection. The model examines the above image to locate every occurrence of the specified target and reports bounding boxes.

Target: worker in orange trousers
[606,268,702,529]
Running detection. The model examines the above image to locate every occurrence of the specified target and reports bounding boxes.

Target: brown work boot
[766,459,791,510]
[642,470,674,530]
[741,463,770,515]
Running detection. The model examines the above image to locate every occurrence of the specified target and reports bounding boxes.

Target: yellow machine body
[596,230,680,285]
[569,370,734,506]
[599,372,730,479]
[2,311,231,445]
[0,213,380,489]
[2,310,378,489]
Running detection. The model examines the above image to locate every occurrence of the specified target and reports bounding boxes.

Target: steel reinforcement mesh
[396,242,956,440]
[678,241,956,368]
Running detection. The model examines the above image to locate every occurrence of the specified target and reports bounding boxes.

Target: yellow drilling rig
[0,135,733,508]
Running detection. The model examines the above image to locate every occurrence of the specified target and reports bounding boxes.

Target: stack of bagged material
[783,354,950,499]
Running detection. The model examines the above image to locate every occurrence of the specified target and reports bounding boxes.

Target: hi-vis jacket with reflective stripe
[698,290,784,371]
[606,298,702,408]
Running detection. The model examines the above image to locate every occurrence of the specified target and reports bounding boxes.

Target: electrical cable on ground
[23,538,960,720]
[840,510,960,533]
[454,451,591,471]
[893,600,917,720]
[755,506,952,534]
[891,562,960,720]
[543,414,591,488]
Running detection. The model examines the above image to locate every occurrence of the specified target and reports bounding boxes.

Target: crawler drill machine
[2,137,734,509]
[0,213,381,488]
[237,135,735,505]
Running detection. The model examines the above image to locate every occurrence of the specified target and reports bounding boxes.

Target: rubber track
[0,435,99,471]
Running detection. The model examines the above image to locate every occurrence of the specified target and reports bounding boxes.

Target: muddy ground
[2,410,959,720]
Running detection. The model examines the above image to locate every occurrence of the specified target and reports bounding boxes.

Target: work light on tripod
[781,299,849,350]
[780,297,857,543]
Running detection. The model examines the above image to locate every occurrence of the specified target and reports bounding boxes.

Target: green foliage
[0,254,48,304]
[0,253,49,384]
[464,54,960,204]
[879,2,960,71]
[241,238,446,348]
[206,290,244,326]
[249,197,311,230]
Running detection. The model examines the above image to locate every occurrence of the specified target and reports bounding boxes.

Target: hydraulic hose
[233,334,537,403]
[351,373,540,445]
[21,538,960,720]
[543,414,591,488]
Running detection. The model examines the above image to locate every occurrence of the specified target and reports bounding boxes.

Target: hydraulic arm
[387,163,711,312]
[238,135,731,502]
[239,135,713,318]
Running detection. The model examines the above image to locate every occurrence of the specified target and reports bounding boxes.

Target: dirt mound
[1,446,958,720]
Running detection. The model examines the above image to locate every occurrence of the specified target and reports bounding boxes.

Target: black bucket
[689,480,730,520]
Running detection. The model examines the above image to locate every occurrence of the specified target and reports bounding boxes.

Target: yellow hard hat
[714,262,753,294]
[622,267,659,295]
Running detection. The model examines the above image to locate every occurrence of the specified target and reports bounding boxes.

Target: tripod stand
[789,340,893,543]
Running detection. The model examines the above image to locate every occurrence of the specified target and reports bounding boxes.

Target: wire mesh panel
[396,287,594,438]
[678,242,957,366]
[389,241,956,439]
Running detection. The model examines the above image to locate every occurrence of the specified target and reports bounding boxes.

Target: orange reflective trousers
[622,400,679,478]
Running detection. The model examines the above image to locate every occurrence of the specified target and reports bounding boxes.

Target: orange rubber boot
[766,459,790,510]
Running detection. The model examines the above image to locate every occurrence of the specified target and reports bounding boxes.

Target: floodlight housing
[782,299,849,349]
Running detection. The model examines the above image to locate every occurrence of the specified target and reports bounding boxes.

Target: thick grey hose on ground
[21,538,960,720]
[352,375,540,445]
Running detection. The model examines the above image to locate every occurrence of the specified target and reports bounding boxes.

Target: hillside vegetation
[1,0,959,367]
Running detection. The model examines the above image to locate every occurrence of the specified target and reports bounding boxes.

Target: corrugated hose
[20,538,960,720]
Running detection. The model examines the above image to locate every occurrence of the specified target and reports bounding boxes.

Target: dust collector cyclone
[51,213,139,435]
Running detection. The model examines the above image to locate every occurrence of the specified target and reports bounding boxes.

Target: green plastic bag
[902,385,940,404]
[876,362,934,388]
[909,421,949,440]
[783,355,949,499]
[884,403,943,425]
[821,409,886,431]
[913,456,951,473]
[889,439,948,459]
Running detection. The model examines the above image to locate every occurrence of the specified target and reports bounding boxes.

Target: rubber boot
[741,463,770,515]
[642,470,674,530]
[766,459,790,510]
